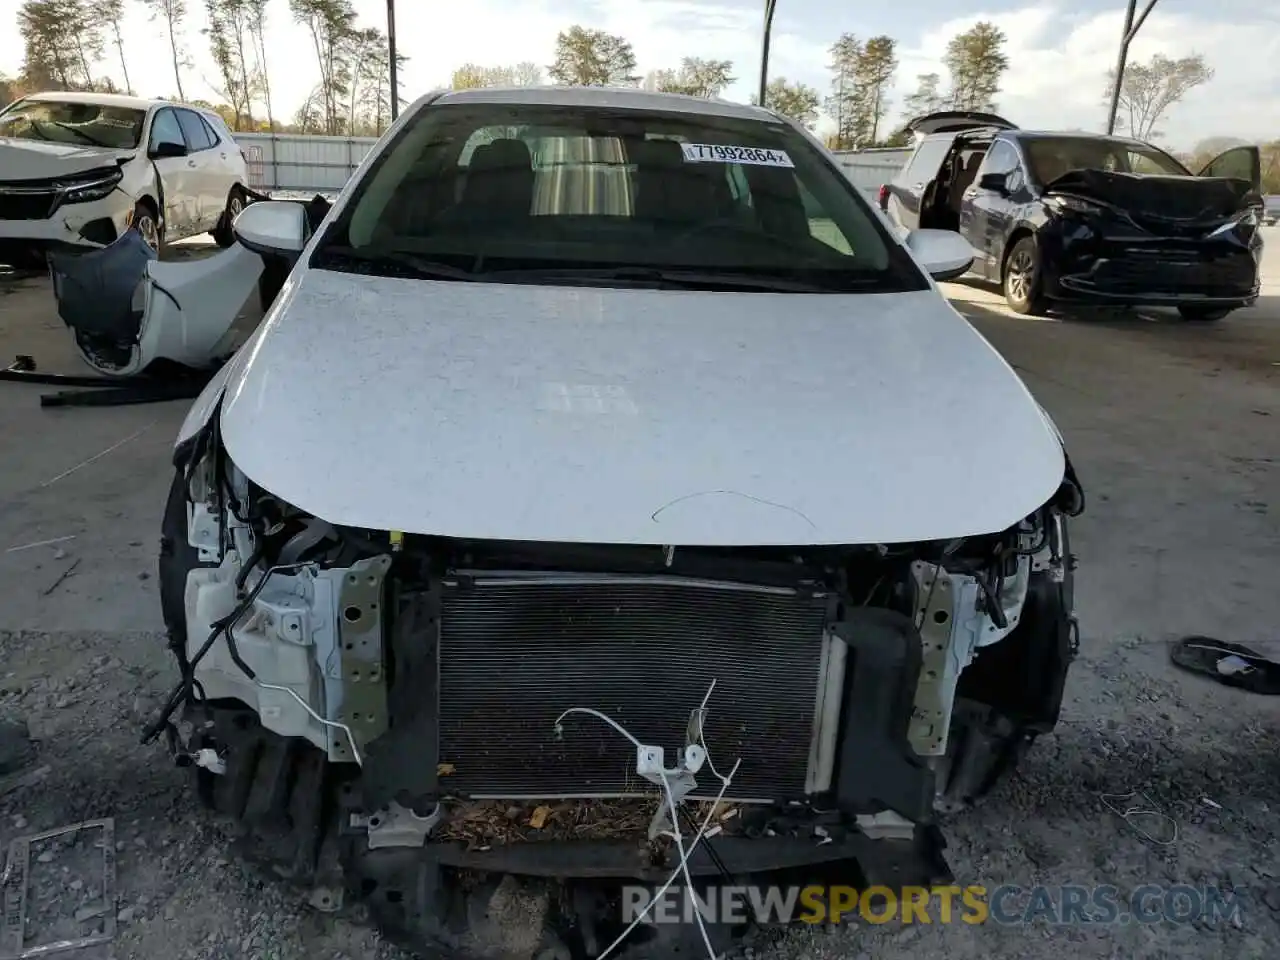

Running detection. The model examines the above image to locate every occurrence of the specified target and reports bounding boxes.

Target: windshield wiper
[317,246,479,281]
[51,121,114,149]
[484,266,855,293]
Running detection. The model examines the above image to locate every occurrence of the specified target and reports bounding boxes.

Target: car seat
[454,138,535,221]
[949,152,984,214]
[631,139,734,226]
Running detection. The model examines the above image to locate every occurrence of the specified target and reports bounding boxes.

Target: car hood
[0,138,132,180]
[1043,168,1254,224]
[211,269,1065,546]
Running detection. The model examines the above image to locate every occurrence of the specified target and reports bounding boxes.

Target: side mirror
[905,228,974,282]
[231,200,308,258]
[149,140,187,159]
[978,172,1007,193]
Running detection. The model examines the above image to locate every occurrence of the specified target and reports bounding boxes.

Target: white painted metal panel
[235,133,378,194]
[233,132,911,204]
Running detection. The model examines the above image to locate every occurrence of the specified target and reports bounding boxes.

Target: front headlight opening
[1044,194,1106,218]
[60,171,123,204]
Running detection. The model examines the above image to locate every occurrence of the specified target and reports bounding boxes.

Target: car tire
[1002,236,1048,316]
[131,199,163,255]
[213,188,246,248]
[1177,305,1232,323]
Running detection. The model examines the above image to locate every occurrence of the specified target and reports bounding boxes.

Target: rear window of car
[0,99,146,150]
[898,138,953,187]
[313,101,928,294]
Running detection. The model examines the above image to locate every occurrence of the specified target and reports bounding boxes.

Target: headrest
[471,138,532,173]
[630,138,685,169]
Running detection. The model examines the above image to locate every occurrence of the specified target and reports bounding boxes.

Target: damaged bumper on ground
[152,412,1085,958]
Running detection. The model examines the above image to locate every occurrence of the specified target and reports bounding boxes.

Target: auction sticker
[680,143,795,167]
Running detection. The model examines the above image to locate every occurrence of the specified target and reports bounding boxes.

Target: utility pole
[387,0,399,122]
[1104,0,1159,134]
[758,0,777,108]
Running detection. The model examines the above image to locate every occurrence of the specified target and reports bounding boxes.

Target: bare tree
[289,0,357,134]
[451,62,543,90]
[1104,53,1214,141]
[648,57,734,98]
[245,0,275,129]
[512,62,543,87]
[902,72,945,118]
[204,0,256,128]
[101,0,132,93]
[17,0,101,90]
[142,0,191,100]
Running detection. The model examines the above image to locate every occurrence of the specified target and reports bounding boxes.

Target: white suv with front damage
[0,92,250,266]
[151,87,1085,957]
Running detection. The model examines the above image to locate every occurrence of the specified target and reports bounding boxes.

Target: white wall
[234,133,910,200]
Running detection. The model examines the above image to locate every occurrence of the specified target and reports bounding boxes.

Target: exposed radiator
[437,573,830,800]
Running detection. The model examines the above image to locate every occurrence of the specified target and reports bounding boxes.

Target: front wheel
[1002,236,1048,316]
[213,189,246,248]
[131,200,163,255]
[1177,305,1232,323]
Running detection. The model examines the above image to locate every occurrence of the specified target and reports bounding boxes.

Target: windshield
[313,101,925,293]
[0,99,145,150]
[1022,136,1190,185]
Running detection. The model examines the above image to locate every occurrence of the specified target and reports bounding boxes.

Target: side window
[200,115,222,146]
[800,180,853,254]
[979,140,1018,176]
[149,109,184,150]
[725,164,752,209]
[176,109,213,151]
[976,140,1026,192]
[899,138,952,186]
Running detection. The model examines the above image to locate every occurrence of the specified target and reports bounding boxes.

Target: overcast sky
[2,0,1278,150]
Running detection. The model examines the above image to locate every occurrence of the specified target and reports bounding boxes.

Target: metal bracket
[1,819,116,959]
[330,555,392,762]
[908,562,956,756]
[367,801,441,850]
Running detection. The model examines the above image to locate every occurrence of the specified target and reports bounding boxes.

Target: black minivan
[883,111,1264,322]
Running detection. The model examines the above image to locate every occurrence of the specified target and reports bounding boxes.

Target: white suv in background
[0,92,251,266]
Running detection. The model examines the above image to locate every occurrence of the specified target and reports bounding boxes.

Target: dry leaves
[433,797,745,848]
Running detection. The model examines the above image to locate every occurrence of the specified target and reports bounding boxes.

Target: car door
[175,108,220,232]
[1196,145,1262,194]
[147,107,193,238]
[962,138,1021,279]
[199,112,241,214]
[887,136,956,232]
[887,112,1020,233]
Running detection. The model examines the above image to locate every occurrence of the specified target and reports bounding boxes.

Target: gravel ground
[0,233,1278,959]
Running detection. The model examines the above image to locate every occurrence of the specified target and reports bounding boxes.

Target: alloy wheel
[134,213,159,251]
[1006,250,1033,302]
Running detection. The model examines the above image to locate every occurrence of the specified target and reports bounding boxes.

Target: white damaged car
[0,92,249,266]
[153,87,1085,955]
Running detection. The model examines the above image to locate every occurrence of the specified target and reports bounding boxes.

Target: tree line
[5,0,404,136]
[2,1,1271,182]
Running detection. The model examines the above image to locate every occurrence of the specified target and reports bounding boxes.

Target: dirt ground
[0,234,1278,960]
